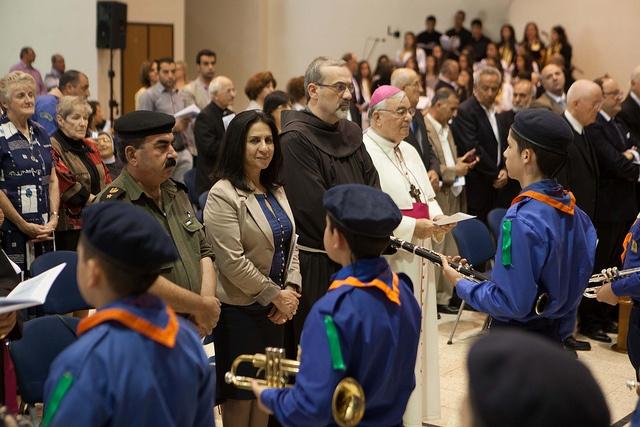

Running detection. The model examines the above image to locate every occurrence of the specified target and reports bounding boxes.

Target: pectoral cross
[409,184,422,203]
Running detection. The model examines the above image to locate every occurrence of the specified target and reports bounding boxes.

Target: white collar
[630,91,640,108]
[366,128,400,151]
[546,90,566,104]
[426,113,446,134]
[564,110,583,134]
[480,103,495,115]
[599,110,612,122]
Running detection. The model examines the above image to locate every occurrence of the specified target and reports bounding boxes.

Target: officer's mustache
[164,157,177,168]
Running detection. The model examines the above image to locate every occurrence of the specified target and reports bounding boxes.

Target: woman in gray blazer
[204,110,301,427]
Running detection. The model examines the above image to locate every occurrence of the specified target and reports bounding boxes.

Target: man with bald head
[531,64,567,114]
[618,65,640,141]
[556,80,603,348]
[193,75,235,194]
[391,67,440,190]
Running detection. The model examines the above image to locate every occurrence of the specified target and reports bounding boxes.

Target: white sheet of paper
[433,212,475,226]
[0,263,66,314]
[174,104,201,120]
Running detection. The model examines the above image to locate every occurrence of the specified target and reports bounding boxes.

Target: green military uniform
[96,168,213,294]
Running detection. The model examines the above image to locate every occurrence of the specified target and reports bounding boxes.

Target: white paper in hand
[0,263,66,314]
[174,104,201,120]
[433,212,475,226]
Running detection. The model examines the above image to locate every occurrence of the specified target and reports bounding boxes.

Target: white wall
[1,0,99,97]
[507,0,640,90]
[186,0,510,108]
[1,0,184,116]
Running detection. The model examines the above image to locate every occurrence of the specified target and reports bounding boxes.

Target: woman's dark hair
[140,60,156,87]
[286,76,305,102]
[522,22,540,42]
[373,54,390,77]
[244,71,277,101]
[552,25,569,46]
[263,90,291,118]
[326,215,390,260]
[500,24,517,46]
[511,129,566,178]
[88,100,100,128]
[512,54,534,78]
[214,110,282,192]
[355,60,371,85]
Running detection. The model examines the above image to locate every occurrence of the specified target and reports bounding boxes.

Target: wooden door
[121,23,174,114]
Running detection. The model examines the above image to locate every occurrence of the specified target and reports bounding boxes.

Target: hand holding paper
[433,212,475,226]
[0,263,66,314]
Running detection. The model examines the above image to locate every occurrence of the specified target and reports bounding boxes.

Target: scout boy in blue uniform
[441,108,597,344]
[597,216,640,375]
[252,184,421,426]
[42,202,215,427]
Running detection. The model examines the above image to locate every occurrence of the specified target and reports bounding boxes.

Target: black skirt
[215,302,284,401]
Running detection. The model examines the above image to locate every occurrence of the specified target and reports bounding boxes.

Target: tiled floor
[430,311,638,427]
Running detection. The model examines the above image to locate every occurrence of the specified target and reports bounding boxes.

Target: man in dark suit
[416,15,441,54]
[469,19,492,63]
[556,80,603,349]
[342,52,364,128]
[531,64,566,115]
[617,65,640,142]
[445,10,472,57]
[391,68,440,191]
[583,76,640,342]
[193,76,235,195]
[450,66,509,223]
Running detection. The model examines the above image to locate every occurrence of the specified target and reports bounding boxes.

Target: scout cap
[511,108,573,155]
[323,184,402,238]
[81,202,178,272]
[114,111,175,139]
[467,330,610,427]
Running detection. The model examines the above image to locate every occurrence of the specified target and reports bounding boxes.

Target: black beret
[114,111,175,139]
[323,184,402,238]
[511,108,574,155]
[467,330,610,427]
[81,202,178,272]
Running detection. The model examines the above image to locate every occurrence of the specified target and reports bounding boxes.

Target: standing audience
[245,72,277,111]
[183,49,217,110]
[9,47,46,96]
[262,90,292,134]
[0,71,59,271]
[34,70,90,136]
[44,54,65,91]
[134,60,158,110]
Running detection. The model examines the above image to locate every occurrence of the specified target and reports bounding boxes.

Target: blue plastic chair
[487,208,508,243]
[448,219,495,344]
[184,168,198,206]
[9,316,80,405]
[30,251,91,314]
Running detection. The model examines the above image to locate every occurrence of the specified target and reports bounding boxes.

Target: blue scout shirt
[42,294,215,427]
[456,179,597,338]
[611,216,640,301]
[33,94,59,136]
[261,257,421,427]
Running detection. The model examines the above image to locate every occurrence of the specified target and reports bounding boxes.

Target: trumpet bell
[332,377,365,427]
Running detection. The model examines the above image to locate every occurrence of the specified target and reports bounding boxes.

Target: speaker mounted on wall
[97,1,127,49]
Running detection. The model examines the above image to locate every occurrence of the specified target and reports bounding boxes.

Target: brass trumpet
[583,266,640,298]
[225,347,365,427]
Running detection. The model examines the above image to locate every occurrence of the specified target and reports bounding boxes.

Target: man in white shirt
[531,64,567,114]
[182,49,217,110]
[425,87,478,312]
[363,85,454,426]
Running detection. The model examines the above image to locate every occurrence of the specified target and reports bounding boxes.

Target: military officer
[97,111,220,335]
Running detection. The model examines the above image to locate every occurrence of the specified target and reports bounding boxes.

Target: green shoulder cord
[323,315,346,371]
[41,372,74,427]
[501,219,513,267]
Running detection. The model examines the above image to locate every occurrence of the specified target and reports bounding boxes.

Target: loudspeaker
[97,1,127,49]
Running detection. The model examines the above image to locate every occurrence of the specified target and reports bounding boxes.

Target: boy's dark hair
[326,215,390,259]
[195,49,216,64]
[510,129,566,178]
[80,235,159,296]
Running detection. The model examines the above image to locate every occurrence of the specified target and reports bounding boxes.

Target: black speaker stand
[108,48,119,123]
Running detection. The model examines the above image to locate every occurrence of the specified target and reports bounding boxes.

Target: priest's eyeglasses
[377,107,416,118]
[315,82,355,96]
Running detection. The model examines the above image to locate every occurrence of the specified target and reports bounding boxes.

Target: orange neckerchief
[511,190,576,216]
[77,306,179,348]
[328,273,401,305]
